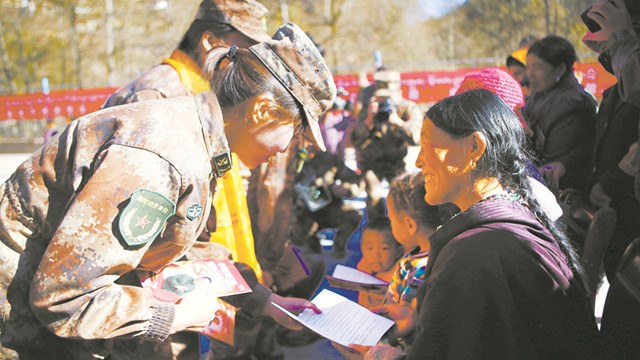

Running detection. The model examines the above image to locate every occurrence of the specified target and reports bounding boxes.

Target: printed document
[273,289,395,347]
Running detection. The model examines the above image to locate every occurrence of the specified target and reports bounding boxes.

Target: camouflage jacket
[102,62,190,108]
[0,91,258,358]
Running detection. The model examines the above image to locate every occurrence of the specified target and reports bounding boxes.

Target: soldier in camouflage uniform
[103,0,267,267]
[103,3,271,357]
[103,0,269,107]
[0,23,335,359]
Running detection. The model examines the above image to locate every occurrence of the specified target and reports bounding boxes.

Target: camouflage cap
[249,22,337,151]
[196,0,270,43]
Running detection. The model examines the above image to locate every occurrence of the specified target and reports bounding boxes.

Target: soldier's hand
[172,285,224,333]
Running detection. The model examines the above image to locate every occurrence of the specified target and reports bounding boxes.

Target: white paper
[332,264,389,285]
[272,289,395,347]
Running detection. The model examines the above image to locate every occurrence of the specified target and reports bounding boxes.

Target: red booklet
[139,258,252,345]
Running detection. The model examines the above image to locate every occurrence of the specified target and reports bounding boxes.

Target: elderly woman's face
[526,53,565,93]
[415,117,471,206]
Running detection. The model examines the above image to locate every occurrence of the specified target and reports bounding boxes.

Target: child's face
[360,229,400,273]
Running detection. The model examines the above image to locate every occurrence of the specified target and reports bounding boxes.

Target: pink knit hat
[455,67,526,126]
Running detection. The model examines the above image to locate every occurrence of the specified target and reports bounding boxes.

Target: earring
[469,160,476,170]
[556,75,561,83]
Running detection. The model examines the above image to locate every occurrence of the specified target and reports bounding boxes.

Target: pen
[291,246,311,276]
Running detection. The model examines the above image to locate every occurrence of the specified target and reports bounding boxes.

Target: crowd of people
[1,0,640,359]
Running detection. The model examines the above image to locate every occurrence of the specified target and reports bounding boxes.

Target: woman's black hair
[202,46,304,132]
[177,20,235,56]
[527,34,577,78]
[425,89,586,291]
[388,172,458,231]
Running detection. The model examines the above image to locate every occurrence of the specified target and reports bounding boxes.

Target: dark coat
[524,75,598,192]
[591,83,640,197]
[408,199,601,360]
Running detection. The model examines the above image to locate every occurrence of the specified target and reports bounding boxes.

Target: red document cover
[139,258,252,345]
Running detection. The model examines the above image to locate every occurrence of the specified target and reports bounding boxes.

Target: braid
[493,120,588,296]
[427,89,589,295]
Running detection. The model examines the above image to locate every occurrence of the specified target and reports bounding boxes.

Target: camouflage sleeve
[609,29,640,106]
[29,145,184,342]
[125,89,167,104]
[102,88,167,108]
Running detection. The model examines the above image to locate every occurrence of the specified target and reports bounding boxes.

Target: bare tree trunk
[280,0,289,24]
[105,0,116,86]
[449,11,455,68]
[13,20,33,93]
[0,19,17,94]
[69,5,82,88]
[543,0,551,34]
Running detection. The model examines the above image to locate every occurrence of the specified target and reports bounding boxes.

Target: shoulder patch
[186,204,203,220]
[119,189,176,246]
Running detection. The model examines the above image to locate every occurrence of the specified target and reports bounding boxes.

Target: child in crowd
[373,172,456,351]
[384,172,456,305]
[356,216,405,308]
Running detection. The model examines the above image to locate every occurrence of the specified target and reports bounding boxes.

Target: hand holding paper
[263,293,321,330]
[272,289,395,347]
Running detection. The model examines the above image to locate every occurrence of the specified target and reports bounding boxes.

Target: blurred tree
[0,0,601,95]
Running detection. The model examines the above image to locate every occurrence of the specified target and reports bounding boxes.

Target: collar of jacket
[193,91,232,178]
[426,198,564,277]
[163,49,211,94]
[524,74,581,127]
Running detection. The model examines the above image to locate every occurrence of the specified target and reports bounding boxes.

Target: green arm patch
[119,188,176,246]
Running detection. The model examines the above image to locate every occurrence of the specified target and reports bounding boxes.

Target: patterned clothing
[103,49,263,280]
[0,92,270,359]
[385,247,429,305]
[102,50,194,107]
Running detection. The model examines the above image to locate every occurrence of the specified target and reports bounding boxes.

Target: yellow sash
[163,50,262,280]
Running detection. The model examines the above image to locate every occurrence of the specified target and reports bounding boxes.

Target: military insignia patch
[213,153,232,177]
[119,189,176,246]
[186,204,203,220]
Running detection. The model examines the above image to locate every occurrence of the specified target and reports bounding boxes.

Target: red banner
[0,87,118,121]
[0,62,616,122]
[334,62,617,106]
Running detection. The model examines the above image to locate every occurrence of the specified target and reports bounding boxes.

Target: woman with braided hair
[343,89,601,360]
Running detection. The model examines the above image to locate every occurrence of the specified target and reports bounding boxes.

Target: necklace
[475,191,523,205]
[439,191,524,228]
